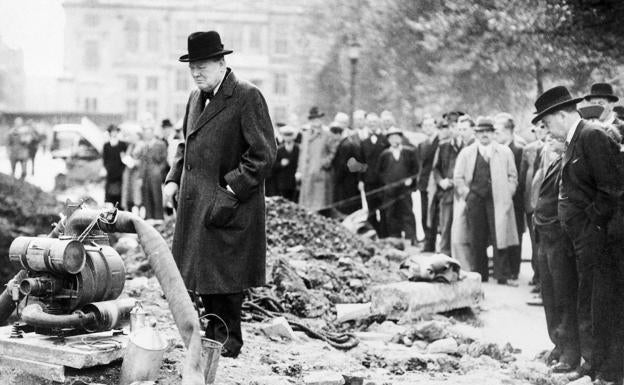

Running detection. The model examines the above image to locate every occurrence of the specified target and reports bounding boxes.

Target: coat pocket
[205,186,240,228]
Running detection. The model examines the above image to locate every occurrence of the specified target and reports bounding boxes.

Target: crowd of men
[262,82,624,383]
[6,117,45,179]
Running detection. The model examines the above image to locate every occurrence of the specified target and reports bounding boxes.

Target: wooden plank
[0,327,127,369]
[0,355,65,383]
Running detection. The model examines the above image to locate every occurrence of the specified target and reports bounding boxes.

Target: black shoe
[552,362,575,373]
[497,279,519,287]
[221,347,240,358]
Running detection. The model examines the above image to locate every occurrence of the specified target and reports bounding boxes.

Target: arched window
[146,19,159,52]
[125,18,139,51]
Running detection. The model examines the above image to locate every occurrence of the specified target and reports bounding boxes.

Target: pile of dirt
[0,173,62,285]
[142,197,408,321]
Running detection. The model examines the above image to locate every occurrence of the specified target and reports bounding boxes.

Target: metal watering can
[119,318,168,385]
[199,313,230,384]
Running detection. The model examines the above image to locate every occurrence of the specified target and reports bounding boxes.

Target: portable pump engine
[7,203,134,335]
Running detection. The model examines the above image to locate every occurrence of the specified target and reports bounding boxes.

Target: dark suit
[416,136,439,250]
[507,141,524,278]
[558,120,621,376]
[432,138,463,256]
[166,69,276,354]
[520,141,545,284]
[272,144,299,202]
[377,146,419,239]
[332,134,364,214]
[361,134,390,236]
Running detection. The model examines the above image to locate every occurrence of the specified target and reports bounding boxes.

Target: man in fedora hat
[377,127,418,241]
[533,85,621,381]
[102,124,128,209]
[584,83,623,128]
[163,31,276,358]
[453,116,519,284]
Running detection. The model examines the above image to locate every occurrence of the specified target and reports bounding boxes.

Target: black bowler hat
[161,119,172,128]
[585,82,619,103]
[179,31,233,62]
[613,105,624,119]
[532,86,583,125]
[308,106,325,120]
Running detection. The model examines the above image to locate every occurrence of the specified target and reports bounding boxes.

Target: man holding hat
[163,31,276,358]
[376,127,419,242]
[453,116,519,284]
[532,85,620,381]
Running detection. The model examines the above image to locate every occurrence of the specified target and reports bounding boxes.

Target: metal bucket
[119,322,167,385]
[199,313,229,384]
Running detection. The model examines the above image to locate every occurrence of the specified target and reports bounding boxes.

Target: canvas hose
[241,291,359,350]
[48,207,205,385]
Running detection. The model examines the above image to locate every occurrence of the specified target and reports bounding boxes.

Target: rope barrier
[314,172,420,212]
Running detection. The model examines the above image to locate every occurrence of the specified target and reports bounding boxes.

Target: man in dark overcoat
[164,31,276,358]
[272,125,299,202]
[415,116,439,251]
[584,82,624,138]
[533,86,621,381]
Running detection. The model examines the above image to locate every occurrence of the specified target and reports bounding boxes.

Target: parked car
[51,122,104,161]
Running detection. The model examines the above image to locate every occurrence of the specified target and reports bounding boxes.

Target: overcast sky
[0,0,64,77]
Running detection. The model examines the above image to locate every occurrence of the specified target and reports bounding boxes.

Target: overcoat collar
[563,119,584,167]
[188,68,237,136]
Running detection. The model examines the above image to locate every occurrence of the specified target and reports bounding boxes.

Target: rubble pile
[0,173,62,284]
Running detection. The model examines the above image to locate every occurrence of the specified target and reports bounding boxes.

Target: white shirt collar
[566,118,582,144]
[478,143,492,158]
[204,72,226,106]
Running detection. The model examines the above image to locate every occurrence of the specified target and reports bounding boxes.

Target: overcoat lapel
[187,70,237,137]
[563,120,584,168]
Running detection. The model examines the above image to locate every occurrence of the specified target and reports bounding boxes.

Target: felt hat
[308,106,325,120]
[179,31,233,62]
[613,105,624,119]
[161,119,173,128]
[584,82,619,103]
[475,117,495,132]
[532,86,583,125]
[106,124,121,133]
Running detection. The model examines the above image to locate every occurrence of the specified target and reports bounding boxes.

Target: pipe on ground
[20,304,96,329]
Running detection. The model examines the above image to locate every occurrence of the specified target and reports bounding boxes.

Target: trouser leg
[200,292,244,355]
[383,191,401,238]
[527,212,540,284]
[438,201,453,256]
[420,189,436,251]
[399,191,416,240]
[466,194,489,281]
[563,216,608,374]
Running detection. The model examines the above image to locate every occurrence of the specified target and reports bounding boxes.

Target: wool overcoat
[453,142,519,249]
[166,69,276,294]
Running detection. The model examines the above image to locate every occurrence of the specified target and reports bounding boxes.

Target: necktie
[203,90,215,108]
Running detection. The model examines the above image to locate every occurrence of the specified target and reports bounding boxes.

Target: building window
[223,23,242,49]
[176,69,189,91]
[83,40,100,70]
[274,73,288,95]
[146,99,159,119]
[126,75,138,91]
[273,25,289,55]
[246,25,264,54]
[125,18,140,52]
[176,20,189,49]
[126,99,138,120]
[84,97,98,112]
[146,19,159,52]
[146,76,159,91]
[84,14,100,27]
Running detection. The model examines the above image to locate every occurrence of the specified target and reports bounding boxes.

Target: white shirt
[566,118,582,144]
[391,145,402,161]
[477,143,492,161]
[357,128,369,141]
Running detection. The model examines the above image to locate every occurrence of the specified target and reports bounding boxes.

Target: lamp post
[348,39,361,130]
